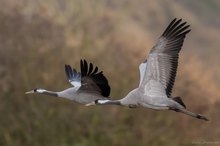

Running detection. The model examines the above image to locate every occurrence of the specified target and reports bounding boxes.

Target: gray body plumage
[87,19,208,121]
[26,60,111,105]
[57,87,107,104]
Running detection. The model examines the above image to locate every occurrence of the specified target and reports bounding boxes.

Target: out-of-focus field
[0,0,219,146]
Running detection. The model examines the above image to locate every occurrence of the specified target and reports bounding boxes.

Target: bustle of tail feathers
[172,96,186,108]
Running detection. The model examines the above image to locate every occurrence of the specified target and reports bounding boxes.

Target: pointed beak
[25,90,35,94]
[85,101,96,106]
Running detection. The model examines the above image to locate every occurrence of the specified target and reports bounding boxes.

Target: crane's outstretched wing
[140,18,191,97]
[78,60,111,97]
[65,65,81,87]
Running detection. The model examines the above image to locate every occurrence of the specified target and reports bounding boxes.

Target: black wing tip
[172,18,182,23]
[65,64,72,70]
[80,59,111,97]
[80,59,101,77]
[162,18,191,38]
[65,64,71,79]
[65,64,69,69]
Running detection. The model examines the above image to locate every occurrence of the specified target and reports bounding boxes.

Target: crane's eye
[33,88,39,92]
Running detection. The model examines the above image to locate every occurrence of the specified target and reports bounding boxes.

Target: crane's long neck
[26,87,79,100]
[34,89,58,97]
[86,88,140,107]
[41,90,58,97]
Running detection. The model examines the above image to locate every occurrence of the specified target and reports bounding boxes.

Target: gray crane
[26,60,111,104]
[86,18,209,121]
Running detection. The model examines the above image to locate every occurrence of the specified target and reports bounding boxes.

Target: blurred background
[0,0,220,146]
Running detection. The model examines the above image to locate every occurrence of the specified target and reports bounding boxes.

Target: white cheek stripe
[98,100,110,104]
[37,89,46,93]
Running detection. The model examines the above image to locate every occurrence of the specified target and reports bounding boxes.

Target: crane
[86,18,208,121]
[26,60,111,104]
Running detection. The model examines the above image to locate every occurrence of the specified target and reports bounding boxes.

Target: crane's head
[25,88,46,94]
